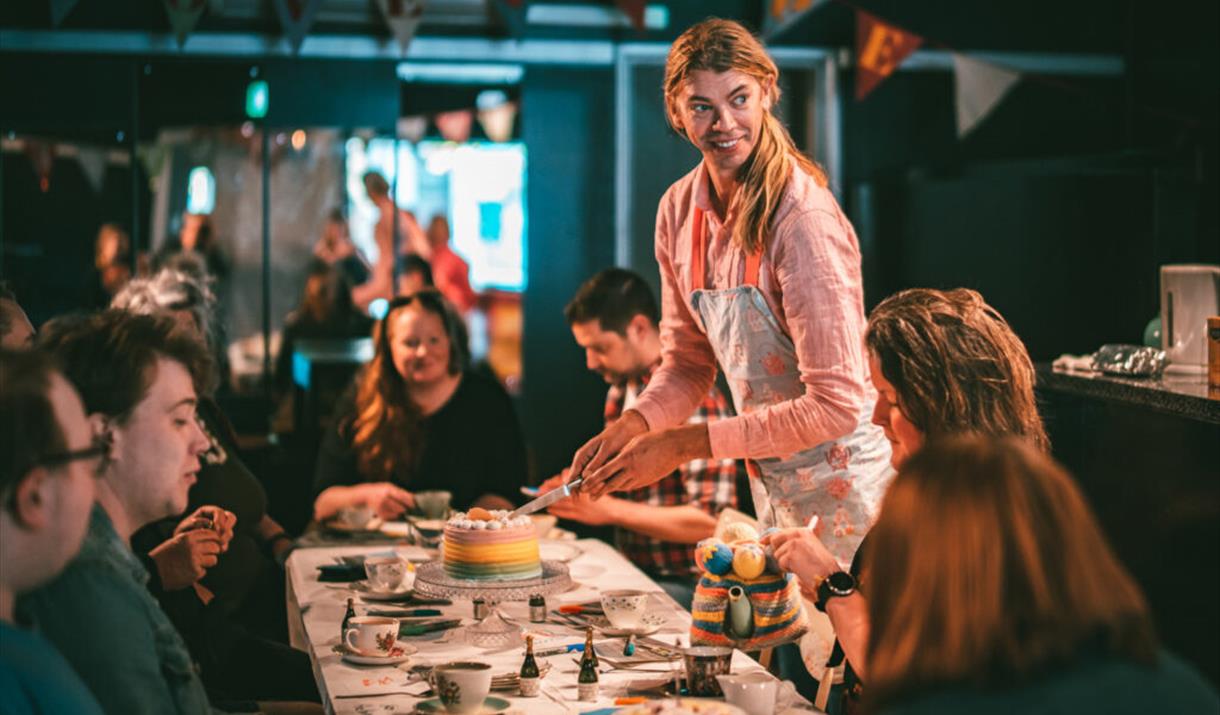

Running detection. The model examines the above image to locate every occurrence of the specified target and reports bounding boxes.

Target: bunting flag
[162,0,207,47]
[375,0,425,54]
[478,101,517,143]
[435,109,473,143]
[616,0,647,30]
[854,10,923,100]
[271,0,324,54]
[76,146,109,193]
[953,53,1021,137]
[397,116,428,143]
[23,140,55,193]
[49,0,80,26]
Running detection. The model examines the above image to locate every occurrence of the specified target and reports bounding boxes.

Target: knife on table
[509,477,584,518]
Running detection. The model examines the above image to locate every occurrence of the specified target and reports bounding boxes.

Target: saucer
[600,622,662,637]
[354,580,415,601]
[413,696,511,713]
[338,643,417,666]
[326,517,384,534]
[539,541,581,563]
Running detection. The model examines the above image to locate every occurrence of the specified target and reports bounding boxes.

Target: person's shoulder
[459,369,511,401]
[0,623,102,714]
[658,165,702,214]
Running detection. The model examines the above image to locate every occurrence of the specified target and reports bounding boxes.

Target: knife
[509,477,583,518]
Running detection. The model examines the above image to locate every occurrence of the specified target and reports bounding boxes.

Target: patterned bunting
[375,0,426,55]
[271,0,324,54]
[953,53,1022,136]
[854,9,923,100]
[162,0,207,47]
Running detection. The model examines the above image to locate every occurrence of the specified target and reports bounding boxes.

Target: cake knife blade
[509,477,583,518]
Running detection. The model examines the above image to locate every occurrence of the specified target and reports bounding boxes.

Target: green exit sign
[245,80,269,119]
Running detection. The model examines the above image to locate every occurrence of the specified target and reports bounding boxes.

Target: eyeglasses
[39,433,112,476]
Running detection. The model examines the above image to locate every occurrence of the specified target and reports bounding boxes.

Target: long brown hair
[865,288,1048,451]
[864,436,1157,709]
[349,290,469,482]
[663,18,827,255]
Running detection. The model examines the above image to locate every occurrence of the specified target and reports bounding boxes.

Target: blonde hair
[865,436,1156,709]
[664,18,826,254]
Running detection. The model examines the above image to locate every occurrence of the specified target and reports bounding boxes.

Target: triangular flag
[616,0,647,30]
[477,102,517,143]
[398,116,428,143]
[162,0,208,48]
[435,109,473,143]
[953,53,1021,137]
[375,0,426,55]
[24,140,55,193]
[271,0,323,54]
[49,0,79,26]
[77,146,108,193]
[855,10,923,100]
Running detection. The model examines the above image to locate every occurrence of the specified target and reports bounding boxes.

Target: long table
[286,539,809,714]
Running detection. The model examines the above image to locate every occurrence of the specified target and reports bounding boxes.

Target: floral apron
[687,207,893,566]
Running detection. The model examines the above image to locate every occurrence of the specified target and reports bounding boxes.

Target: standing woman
[576,18,891,564]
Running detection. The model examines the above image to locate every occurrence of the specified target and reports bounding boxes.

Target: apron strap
[689,206,762,291]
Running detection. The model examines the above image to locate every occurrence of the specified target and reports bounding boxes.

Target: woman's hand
[174,505,236,553]
[149,529,224,591]
[567,410,649,488]
[362,483,415,520]
[762,527,840,589]
[582,423,710,499]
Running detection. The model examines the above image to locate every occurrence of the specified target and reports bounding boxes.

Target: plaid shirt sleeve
[678,385,739,518]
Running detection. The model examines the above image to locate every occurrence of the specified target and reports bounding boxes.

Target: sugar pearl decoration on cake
[446,509,532,530]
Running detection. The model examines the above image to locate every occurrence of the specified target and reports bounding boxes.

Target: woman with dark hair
[864,436,1216,714]
[274,262,372,400]
[313,289,527,521]
[764,287,1049,709]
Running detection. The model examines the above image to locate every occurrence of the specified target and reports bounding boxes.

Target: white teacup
[364,555,412,592]
[600,589,649,630]
[432,661,492,713]
[717,672,778,715]
[414,490,452,519]
[337,504,374,529]
[343,616,398,655]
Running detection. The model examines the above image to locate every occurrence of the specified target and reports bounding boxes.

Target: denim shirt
[16,504,220,715]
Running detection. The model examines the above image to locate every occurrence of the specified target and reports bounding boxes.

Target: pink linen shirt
[631,159,876,461]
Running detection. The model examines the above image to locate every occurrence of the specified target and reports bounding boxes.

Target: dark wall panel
[519,66,617,482]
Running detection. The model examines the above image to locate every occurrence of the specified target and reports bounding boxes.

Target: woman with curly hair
[764,287,1049,710]
[312,289,527,522]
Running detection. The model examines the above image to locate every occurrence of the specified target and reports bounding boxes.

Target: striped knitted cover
[690,571,808,651]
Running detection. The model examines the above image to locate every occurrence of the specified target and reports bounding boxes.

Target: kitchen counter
[1035,364,1220,425]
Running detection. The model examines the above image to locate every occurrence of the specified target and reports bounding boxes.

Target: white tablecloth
[285,539,806,714]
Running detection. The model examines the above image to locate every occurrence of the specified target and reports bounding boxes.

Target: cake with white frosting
[441,507,542,580]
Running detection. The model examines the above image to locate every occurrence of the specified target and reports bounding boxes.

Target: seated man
[546,269,738,608]
[17,311,220,714]
[0,349,104,714]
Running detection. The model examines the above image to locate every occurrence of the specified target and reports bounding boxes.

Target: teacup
[600,589,649,630]
[414,490,452,519]
[343,616,398,655]
[432,661,492,713]
[683,646,733,696]
[716,672,777,715]
[364,555,412,593]
[337,504,374,529]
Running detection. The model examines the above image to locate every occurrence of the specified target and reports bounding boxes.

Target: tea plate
[539,541,581,562]
[338,643,417,666]
[413,696,511,713]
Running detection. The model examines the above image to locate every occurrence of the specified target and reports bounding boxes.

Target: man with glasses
[16,311,223,714]
[0,348,104,713]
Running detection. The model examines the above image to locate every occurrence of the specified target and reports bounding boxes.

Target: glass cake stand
[413,560,572,602]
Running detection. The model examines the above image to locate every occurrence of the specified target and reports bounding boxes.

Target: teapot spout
[726,586,754,640]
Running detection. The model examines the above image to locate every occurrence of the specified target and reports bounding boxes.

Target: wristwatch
[815,571,856,612]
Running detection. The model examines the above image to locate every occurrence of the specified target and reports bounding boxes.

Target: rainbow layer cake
[442,508,542,581]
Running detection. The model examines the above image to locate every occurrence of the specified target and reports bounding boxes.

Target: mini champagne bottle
[577,627,599,701]
[340,598,356,646]
[519,635,541,697]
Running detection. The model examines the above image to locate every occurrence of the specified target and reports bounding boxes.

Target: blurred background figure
[352,171,430,312]
[312,209,370,289]
[92,224,133,308]
[426,215,476,315]
[395,253,434,297]
[157,212,229,283]
[275,261,373,402]
[863,436,1219,715]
